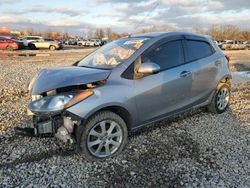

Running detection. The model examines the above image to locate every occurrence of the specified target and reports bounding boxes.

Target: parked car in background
[27,32,231,160]
[0,36,21,50]
[243,41,250,49]
[21,36,43,47]
[29,38,63,50]
[85,40,94,46]
[64,40,70,45]
[86,39,101,46]
[68,39,79,45]
[100,40,111,46]
[77,40,88,46]
[221,40,248,50]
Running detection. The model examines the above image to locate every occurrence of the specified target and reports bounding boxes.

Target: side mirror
[138,62,160,75]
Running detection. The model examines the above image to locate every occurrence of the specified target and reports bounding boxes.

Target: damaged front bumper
[24,89,94,142]
[24,111,84,144]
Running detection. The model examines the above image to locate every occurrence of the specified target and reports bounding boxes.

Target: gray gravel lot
[0,49,249,187]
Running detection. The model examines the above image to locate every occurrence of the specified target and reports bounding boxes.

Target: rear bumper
[58,44,63,49]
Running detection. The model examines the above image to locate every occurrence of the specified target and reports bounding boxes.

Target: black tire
[6,46,14,51]
[207,83,231,114]
[28,44,36,50]
[76,111,128,161]
[49,45,56,51]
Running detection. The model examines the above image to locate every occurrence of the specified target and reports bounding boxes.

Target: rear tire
[207,83,231,114]
[77,111,128,161]
[49,45,56,51]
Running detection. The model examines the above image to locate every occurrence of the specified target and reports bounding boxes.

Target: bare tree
[240,30,250,41]
[194,25,206,34]
[94,28,105,39]
[87,28,93,39]
[106,28,112,39]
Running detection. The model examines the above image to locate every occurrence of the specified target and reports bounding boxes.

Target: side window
[0,38,7,42]
[141,40,184,70]
[186,40,213,62]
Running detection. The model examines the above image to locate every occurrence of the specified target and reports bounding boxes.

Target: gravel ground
[0,49,249,187]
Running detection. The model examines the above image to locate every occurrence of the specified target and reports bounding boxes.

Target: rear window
[186,40,214,62]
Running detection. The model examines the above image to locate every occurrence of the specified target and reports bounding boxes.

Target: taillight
[225,54,230,69]
[225,54,230,63]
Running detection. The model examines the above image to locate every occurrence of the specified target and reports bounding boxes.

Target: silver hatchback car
[27,32,231,160]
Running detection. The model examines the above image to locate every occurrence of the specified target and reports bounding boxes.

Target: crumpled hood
[31,66,111,95]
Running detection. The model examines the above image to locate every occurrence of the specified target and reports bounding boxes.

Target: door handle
[215,61,222,66]
[180,71,191,77]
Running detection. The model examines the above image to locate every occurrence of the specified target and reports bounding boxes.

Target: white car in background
[86,39,101,46]
[77,40,88,46]
[21,36,43,47]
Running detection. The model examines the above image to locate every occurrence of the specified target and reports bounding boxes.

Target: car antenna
[132,1,159,33]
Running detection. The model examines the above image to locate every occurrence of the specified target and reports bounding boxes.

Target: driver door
[134,39,193,125]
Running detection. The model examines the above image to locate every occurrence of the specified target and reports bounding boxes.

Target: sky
[0,0,250,36]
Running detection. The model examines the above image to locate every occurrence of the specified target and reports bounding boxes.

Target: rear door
[183,37,219,104]
[134,37,193,124]
[33,37,44,48]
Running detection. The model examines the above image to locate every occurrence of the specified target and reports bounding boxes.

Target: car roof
[130,32,211,40]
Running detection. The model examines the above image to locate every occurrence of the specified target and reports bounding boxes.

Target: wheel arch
[86,105,133,132]
[49,45,56,50]
[218,74,232,86]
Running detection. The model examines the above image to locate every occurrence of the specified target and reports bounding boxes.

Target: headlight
[28,74,38,94]
[28,90,94,114]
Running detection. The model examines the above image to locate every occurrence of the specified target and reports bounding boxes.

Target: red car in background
[0,37,20,50]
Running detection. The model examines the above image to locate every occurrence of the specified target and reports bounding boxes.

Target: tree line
[1,25,249,41]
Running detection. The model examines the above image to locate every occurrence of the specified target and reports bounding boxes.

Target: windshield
[78,37,150,69]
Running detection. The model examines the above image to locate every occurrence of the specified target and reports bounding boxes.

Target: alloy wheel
[217,87,229,110]
[87,120,123,158]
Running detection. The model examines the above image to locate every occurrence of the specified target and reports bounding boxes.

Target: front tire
[77,111,128,161]
[207,83,231,114]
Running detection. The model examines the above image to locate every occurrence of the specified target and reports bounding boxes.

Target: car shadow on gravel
[1,102,248,187]
[92,109,223,186]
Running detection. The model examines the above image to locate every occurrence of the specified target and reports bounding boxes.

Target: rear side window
[142,40,184,70]
[27,37,40,40]
[44,38,54,41]
[186,40,213,62]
